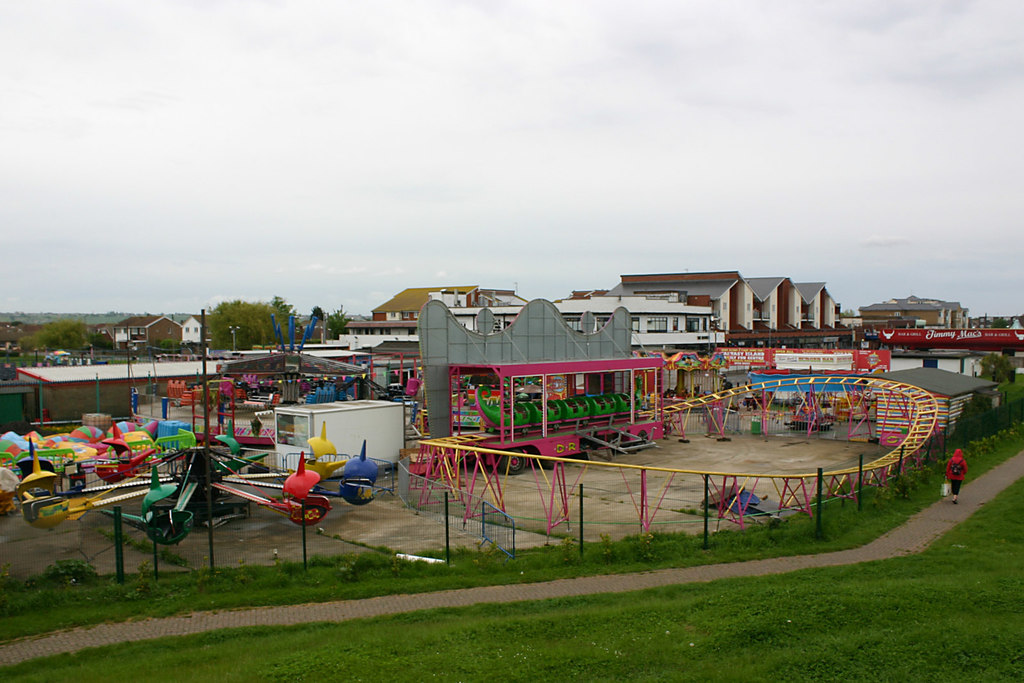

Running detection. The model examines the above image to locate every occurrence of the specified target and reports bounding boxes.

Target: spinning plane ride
[11,420,379,543]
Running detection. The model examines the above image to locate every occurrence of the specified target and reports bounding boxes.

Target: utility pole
[229,326,239,352]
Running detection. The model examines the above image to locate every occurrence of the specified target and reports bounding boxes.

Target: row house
[608,272,848,348]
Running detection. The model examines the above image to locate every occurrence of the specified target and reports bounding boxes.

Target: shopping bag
[941,482,951,497]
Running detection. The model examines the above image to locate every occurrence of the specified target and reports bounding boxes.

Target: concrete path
[3,451,1022,668]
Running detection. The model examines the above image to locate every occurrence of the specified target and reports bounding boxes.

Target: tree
[326,307,351,338]
[208,300,279,350]
[34,319,88,349]
[980,352,1015,384]
[88,332,113,350]
[310,306,327,343]
[270,296,295,322]
[960,393,993,419]
[991,317,1010,329]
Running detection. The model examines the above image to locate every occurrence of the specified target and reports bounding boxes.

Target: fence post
[152,537,159,582]
[444,491,451,566]
[113,506,125,585]
[703,474,710,550]
[301,500,308,571]
[578,484,584,561]
[815,467,823,540]
[857,454,863,512]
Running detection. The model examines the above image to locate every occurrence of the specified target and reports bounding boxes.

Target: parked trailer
[448,357,664,474]
[273,400,405,468]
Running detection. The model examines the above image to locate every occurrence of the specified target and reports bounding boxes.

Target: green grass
[999,378,1024,403]
[2,426,1022,646]
[4,457,1024,680]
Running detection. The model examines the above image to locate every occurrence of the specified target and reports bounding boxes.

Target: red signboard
[718,348,890,372]
[718,348,768,366]
[879,329,1024,351]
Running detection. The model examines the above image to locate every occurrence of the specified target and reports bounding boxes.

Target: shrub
[559,537,579,565]
[42,560,97,586]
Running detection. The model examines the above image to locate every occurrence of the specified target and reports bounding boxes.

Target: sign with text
[718,348,889,372]
[879,329,1024,351]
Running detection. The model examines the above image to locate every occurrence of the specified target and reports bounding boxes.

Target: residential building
[181,315,202,346]
[108,315,182,350]
[608,272,849,348]
[554,293,723,350]
[859,296,969,328]
[608,271,752,331]
[970,314,1024,329]
[342,286,527,349]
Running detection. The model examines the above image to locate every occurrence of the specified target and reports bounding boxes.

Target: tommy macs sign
[879,329,1024,351]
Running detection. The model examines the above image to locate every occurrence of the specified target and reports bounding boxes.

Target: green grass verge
[2,426,1022,647]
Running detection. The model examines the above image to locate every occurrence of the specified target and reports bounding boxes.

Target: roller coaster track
[409,376,941,535]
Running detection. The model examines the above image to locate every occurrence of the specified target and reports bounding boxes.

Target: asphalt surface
[3,449,1022,668]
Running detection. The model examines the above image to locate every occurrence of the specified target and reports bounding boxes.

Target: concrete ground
[0,430,886,579]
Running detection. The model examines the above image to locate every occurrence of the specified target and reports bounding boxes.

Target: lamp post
[229,326,239,352]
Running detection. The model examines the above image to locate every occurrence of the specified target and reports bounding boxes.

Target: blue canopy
[746,373,865,393]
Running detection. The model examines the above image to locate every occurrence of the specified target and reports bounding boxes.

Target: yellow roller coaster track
[653,375,940,478]
[411,375,941,532]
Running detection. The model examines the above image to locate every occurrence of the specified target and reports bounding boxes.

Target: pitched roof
[114,315,178,328]
[860,296,962,311]
[373,287,478,313]
[795,282,826,302]
[746,277,787,301]
[874,367,997,397]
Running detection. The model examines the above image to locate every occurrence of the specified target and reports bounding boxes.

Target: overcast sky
[3,1,1022,319]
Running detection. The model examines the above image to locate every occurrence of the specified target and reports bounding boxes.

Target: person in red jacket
[945,448,968,504]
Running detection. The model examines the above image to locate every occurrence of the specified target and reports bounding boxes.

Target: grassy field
[2,415,1022,680]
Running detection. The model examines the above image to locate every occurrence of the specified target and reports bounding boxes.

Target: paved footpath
[4,451,1023,667]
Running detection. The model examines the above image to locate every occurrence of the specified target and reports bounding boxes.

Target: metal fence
[3,397,1021,580]
[947,397,1024,450]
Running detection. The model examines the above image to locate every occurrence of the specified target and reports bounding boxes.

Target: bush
[42,560,98,586]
